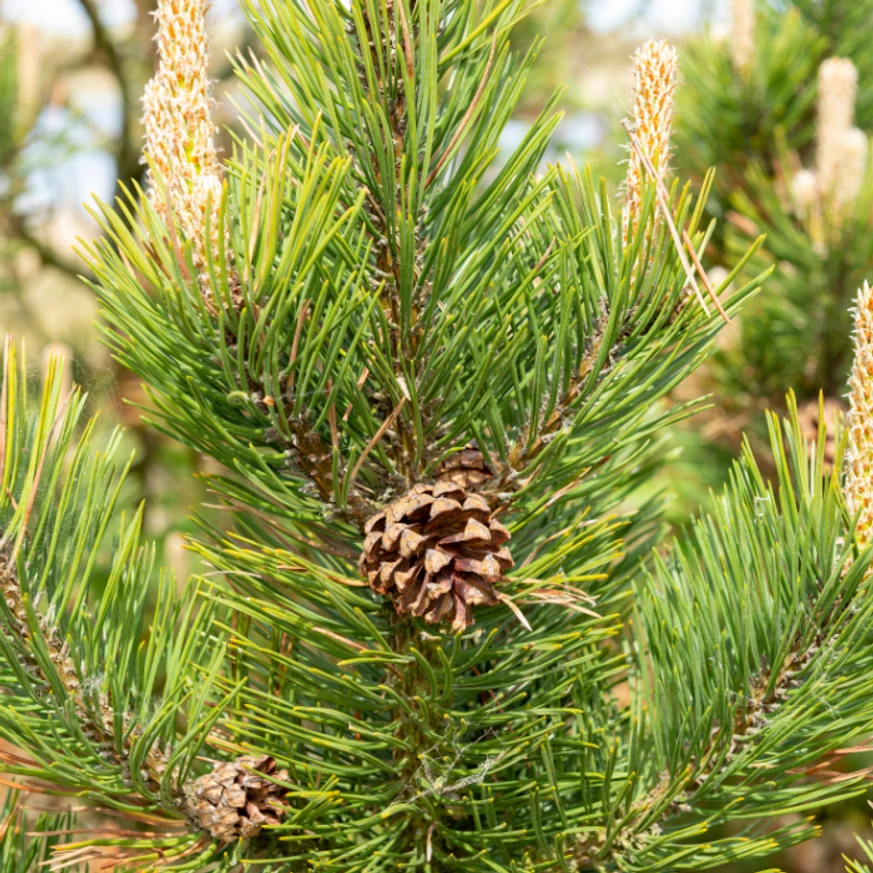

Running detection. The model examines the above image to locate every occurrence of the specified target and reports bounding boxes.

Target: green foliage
[675,5,822,202]
[0,793,72,872]
[1,0,872,871]
[849,829,873,873]
[628,396,873,868]
[722,152,873,404]
[677,0,873,204]
[787,0,873,128]
[86,0,761,549]
[670,0,873,503]
[0,342,238,868]
[80,4,766,858]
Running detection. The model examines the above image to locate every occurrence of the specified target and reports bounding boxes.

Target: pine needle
[623,120,730,323]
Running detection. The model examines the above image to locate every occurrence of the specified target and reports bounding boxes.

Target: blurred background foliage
[0,0,872,869]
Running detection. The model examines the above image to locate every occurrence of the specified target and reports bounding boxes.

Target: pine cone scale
[439,517,491,546]
[400,528,426,556]
[424,547,452,573]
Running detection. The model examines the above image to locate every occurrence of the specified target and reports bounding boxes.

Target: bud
[622,39,679,247]
[730,0,755,80]
[817,58,858,196]
[845,281,873,547]
[833,127,868,217]
[142,0,232,296]
[790,168,819,218]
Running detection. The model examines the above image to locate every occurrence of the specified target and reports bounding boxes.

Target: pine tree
[666,0,873,488]
[721,51,873,408]
[676,0,873,206]
[3,2,873,871]
[675,0,822,206]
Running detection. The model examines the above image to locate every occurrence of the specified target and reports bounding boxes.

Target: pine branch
[591,398,873,871]
[0,553,171,795]
[0,342,303,866]
[584,631,824,868]
[65,1,873,870]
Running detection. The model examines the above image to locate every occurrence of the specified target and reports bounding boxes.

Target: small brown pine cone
[437,444,492,489]
[186,755,289,842]
[360,480,513,630]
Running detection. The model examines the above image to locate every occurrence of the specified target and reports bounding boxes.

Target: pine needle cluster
[1,2,873,872]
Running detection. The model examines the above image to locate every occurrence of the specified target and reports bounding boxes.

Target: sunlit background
[2,0,728,215]
[0,1,866,871]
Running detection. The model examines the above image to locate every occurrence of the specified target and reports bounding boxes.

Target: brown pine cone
[360,480,513,630]
[437,444,492,489]
[185,755,289,842]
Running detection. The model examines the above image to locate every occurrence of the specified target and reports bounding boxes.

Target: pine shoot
[846,281,873,547]
[622,39,679,248]
[142,0,230,292]
[730,0,755,79]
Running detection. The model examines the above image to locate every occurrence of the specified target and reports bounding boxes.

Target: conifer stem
[0,554,174,803]
[579,634,826,867]
[387,618,446,862]
[355,2,428,482]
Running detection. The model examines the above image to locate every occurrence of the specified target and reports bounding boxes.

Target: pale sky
[4,0,133,34]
